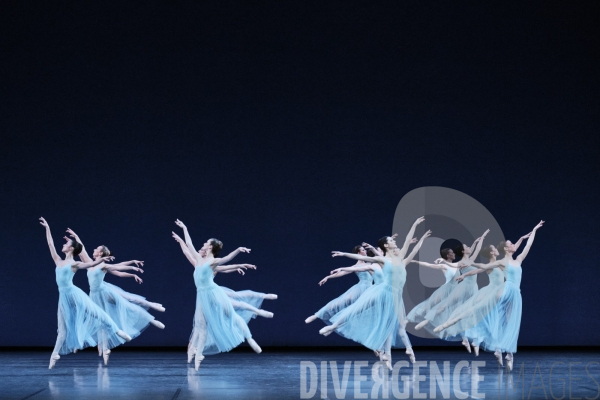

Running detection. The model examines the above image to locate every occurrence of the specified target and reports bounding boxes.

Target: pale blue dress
[314,270,374,324]
[407,266,459,324]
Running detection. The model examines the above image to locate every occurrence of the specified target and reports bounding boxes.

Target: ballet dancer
[173,219,262,371]
[463,221,544,370]
[66,229,166,365]
[173,232,275,322]
[434,232,532,355]
[40,218,131,369]
[320,217,431,368]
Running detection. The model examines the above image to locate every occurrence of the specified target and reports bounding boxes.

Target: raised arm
[516,221,544,263]
[66,228,92,263]
[331,251,383,264]
[39,217,61,264]
[403,230,431,264]
[362,242,382,256]
[175,219,199,257]
[214,247,251,266]
[214,263,256,273]
[73,256,115,270]
[399,217,425,258]
[108,270,143,284]
[173,232,197,266]
[469,229,490,261]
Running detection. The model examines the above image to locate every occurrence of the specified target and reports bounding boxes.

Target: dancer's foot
[194,354,204,371]
[433,324,445,333]
[415,320,429,330]
[494,350,503,367]
[374,350,380,358]
[319,325,335,336]
[473,343,480,357]
[257,310,274,318]
[73,348,78,353]
[150,302,166,312]
[49,353,60,370]
[247,338,262,354]
[151,320,166,329]
[305,315,317,324]
[103,349,111,366]
[380,352,393,371]
[406,348,416,364]
[462,338,472,353]
[117,330,132,342]
[264,294,278,300]
[505,354,513,371]
[187,346,196,363]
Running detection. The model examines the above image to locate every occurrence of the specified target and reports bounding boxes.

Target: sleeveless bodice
[444,266,458,283]
[460,265,478,283]
[55,264,75,291]
[194,261,216,289]
[505,264,522,287]
[383,260,407,289]
[488,267,504,286]
[371,265,385,285]
[356,270,374,284]
[87,266,106,291]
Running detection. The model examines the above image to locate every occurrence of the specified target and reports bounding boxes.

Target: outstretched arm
[469,229,490,261]
[173,232,197,266]
[471,260,504,271]
[214,263,256,273]
[66,228,92,263]
[516,221,544,263]
[454,268,487,282]
[39,217,62,264]
[403,230,431,264]
[104,261,144,273]
[409,260,446,271]
[399,217,425,258]
[108,270,143,284]
[214,247,251,266]
[330,264,374,275]
[73,256,115,270]
[331,252,384,264]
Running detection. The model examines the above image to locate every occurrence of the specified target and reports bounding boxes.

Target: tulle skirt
[56,285,124,355]
[329,284,410,351]
[407,279,458,324]
[89,282,155,342]
[440,282,505,343]
[423,279,478,339]
[483,282,522,353]
[221,286,266,323]
[315,281,372,325]
[189,283,251,355]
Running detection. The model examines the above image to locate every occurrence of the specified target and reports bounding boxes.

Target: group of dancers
[41,217,276,370]
[307,217,544,371]
[41,214,543,372]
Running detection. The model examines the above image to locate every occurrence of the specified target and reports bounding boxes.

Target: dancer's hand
[133,275,143,284]
[132,260,144,267]
[319,277,328,286]
[175,219,186,229]
[521,232,532,240]
[236,268,245,275]
[330,268,342,275]
[391,233,398,239]
[361,242,373,249]
[415,216,425,225]
[132,267,144,273]
[39,217,49,227]
[534,220,545,230]
[66,228,80,241]
[410,237,418,244]
[101,256,115,262]
[237,247,251,253]
[172,232,184,243]
[434,258,444,264]
[331,251,343,257]
[455,275,465,282]
[241,264,256,270]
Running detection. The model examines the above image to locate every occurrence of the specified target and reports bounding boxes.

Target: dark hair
[480,245,493,260]
[99,245,112,257]
[351,245,362,254]
[497,241,508,257]
[366,249,376,257]
[440,248,453,260]
[377,236,389,255]
[209,238,223,257]
[453,244,465,260]
[70,240,83,256]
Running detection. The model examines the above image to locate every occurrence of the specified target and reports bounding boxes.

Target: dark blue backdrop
[1,1,598,348]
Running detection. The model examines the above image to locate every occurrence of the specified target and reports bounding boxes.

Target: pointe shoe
[150,302,166,312]
[152,320,166,329]
[257,310,274,318]
[380,353,392,371]
[374,350,380,358]
[473,344,480,357]
[103,350,111,366]
[264,294,278,300]
[415,320,429,330]
[406,348,416,364]
[247,338,262,354]
[187,346,196,363]
[319,326,335,336]
[73,348,78,353]
[494,350,503,367]
[433,324,444,333]
[117,330,132,342]
[194,354,204,371]
[462,339,472,353]
[505,354,513,371]
[305,315,318,324]
[49,354,60,369]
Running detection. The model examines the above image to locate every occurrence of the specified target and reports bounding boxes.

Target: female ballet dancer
[40,218,131,369]
[305,245,374,325]
[434,232,531,355]
[173,219,262,371]
[173,232,276,323]
[66,229,166,365]
[413,230,489,352]
[320,217,430,368]
[461,221,544,370]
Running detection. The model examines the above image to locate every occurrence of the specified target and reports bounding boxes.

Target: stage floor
[0,348,598,399]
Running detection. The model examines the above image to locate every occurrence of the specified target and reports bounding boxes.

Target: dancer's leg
[229,299,273,318]
[150,320,166,329]
[192,312,207,371]
[49,309,66,369]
